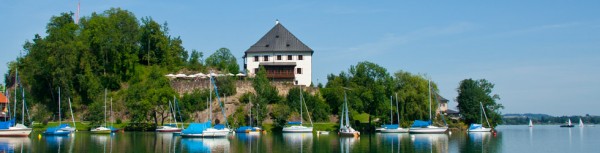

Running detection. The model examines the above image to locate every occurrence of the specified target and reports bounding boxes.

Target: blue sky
[1,1,599,116]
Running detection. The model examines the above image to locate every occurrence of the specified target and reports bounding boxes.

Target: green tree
[456,79,503,127]
[205,48,239,73]
[251,67,281,125]
[393,71,440,126]
[270,104,291,131]
[125,66,176,125]
[187,49,204,71]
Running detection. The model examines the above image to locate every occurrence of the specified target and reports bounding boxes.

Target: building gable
[245,22,313,54]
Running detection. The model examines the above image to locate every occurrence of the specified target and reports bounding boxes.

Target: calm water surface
[1,125,597,152]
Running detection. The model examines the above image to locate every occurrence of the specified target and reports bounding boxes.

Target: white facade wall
[245,51,312,86]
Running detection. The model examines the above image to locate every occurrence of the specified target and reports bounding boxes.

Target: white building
[244,21,313,86]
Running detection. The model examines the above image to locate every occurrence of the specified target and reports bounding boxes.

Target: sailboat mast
[345,91,349,127]
[209,78,212,122]
[21,87,25,124]
[59,87,61,125]
[390,95,393,124]
[104,89,107,127]
[173,96,178,128]
[480,102,491,128]
[14,65,18,121]
[68,98,76,129]
[428,80,432,121]
[110,97,113,127]
[300,87,303,125]
[395,93,400,125]
[250,98,252,127]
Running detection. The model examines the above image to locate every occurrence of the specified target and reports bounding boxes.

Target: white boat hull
[467,127,492,132]
[181,128,229,138]
[409,126,448,134]
[0,128,32,137]
[379,128,409,133]
[282,126,313,133]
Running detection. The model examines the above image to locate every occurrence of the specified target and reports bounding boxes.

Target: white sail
[579,118,584,127]
[529,120,533,127]
[568,119,572,126]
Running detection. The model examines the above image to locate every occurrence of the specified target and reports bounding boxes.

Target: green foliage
[179,89,210,122]
[238,92,255,104]
[269,104,291,131]
[323,61,392,126]
[251,67,281,125]
[393,71,440,126]
[227,105,247,129]
[285,87,330,122]
[86,100,106,127]
[205,48,239,73]
[125,66,176,125]
[187,49,205,71]
[456,79,503,127]
[215,76,236,96]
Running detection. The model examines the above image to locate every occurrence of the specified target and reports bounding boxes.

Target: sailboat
[90,89,112,134]
[560,119,574,128]
[409,80,448,134]
[339,89,360,137]
[468,102,492,132]
[235,97,262,133]
[157,96,183,132]
[529,119,533,127]
[181,73,230,137]
[44,87,73,135]
[376,93,408,133]
[282,86,313,133]
[579,118,584,128]
[0,68,32,137]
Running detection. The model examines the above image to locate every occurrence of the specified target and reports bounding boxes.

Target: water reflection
[90,134,113,153]
[377,133,409,153]
[236,133,260,153]
[0,137,29,153]
[411,134,449,153]
[181,138,230,152]
[339,137,358,153]
[282,133,313,152]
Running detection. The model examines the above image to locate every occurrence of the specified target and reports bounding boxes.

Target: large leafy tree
[456,79,503,127]
[125,66,176,125]
[205,48,239,73]
[323,61,392,127]
[252,67,281,126]
[393,71,440,127]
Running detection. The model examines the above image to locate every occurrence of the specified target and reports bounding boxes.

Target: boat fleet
[3,69,595,141]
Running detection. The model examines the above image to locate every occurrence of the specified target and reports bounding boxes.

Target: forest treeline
[3,8,503,131]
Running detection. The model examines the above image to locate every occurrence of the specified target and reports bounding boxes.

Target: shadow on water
[459,132,502,153]
[0,137,29,152]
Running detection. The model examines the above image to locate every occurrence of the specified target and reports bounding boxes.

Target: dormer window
[265,44,269,47]
[286,44,290,47]
[275,35,279,38]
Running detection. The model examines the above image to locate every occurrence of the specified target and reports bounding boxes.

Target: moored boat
[560,119,574,128]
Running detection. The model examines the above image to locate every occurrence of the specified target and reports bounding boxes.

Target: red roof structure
[0,93,8,104]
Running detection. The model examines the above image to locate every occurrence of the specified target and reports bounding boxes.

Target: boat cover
[0,119,15,129]
[45,124,70,133]
[411,120,432,127]
[214,124,226,130]
[287,121,302,125]
[468,124,483,130]
[182,121,212,134]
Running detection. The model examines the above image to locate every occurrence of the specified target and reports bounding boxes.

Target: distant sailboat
[409,80,448,134]
[529,119,533,127]
[560,119,574,128]
[156,96,182,132]
[282,86,313,133]
[376,93,408,133]
[90,89,112,134]
[44,87,73,135]
[467,102,492,132]
[339,89,360,137]
[579,118,584,128]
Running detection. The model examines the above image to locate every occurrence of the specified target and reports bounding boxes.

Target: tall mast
[300,86,303,124]
[21,87,25,124]
[344,91,349,127]
[340,91,345,128]
[428,80,432,121]
[173,96,178,128]
[395,93,400,125]
[68,98,76,129]
[249,98,252,127]
[209,77,212,122]
[104,89,107,127]
[390,95,393,124]
[110,97,113,127]
[59,87,61,125]
[14,66,17,121]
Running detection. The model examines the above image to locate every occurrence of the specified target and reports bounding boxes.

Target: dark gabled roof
[445,109,460,114]
[436,93,449,103]
[245,22,313,54]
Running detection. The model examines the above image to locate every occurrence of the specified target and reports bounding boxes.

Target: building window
[277,55,282,60]
[297,68,302,74]
[264,55,269,61]
[254,56,259,62]
[287,55,292,60]
[254,68,259,73]
[298,55,303,60]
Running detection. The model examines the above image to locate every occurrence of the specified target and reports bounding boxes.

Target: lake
[1,125,597,152]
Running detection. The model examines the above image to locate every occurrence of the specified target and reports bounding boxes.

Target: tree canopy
[205,48,239,73]
[456,78,503,127]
